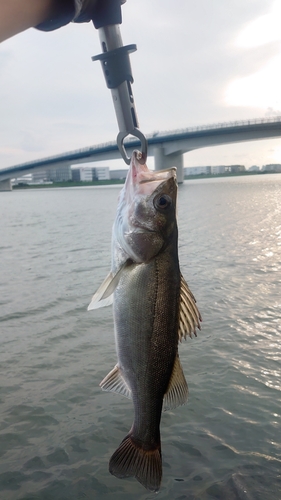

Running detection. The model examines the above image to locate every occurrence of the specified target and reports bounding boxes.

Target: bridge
[1,116,281,190]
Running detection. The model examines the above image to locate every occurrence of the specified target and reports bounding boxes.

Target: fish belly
[110,251,180,491]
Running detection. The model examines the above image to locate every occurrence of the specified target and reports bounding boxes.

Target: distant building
[261,164,281,173]
[31,170,48,183]
[249,165,260,172]
[184,166,211,176]
[110,169,128,180]
[93,166,110,180]
[225,165,245,173]
[12,174,32,185]
[71,165,110,181]
[184,164,246,177]
[211,165,226,174]
[46,165,71,182]
[71,168,81,181]
[80,167,94,182]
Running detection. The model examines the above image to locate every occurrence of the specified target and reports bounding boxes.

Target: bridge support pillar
[0,179,12,191]
[154,147,184,183]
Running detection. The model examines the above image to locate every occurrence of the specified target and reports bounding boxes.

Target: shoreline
[12,170,279,189]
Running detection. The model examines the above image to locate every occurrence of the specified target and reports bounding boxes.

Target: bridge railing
[150,115,281,139]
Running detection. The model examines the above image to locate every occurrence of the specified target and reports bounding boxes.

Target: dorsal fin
[163,354,188,410]
[178,274,202,341]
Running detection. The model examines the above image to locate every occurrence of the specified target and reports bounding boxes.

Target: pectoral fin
[178,274,202,341]
[163,354,188,411]
[100,365,132,400]
[87,261,129,311]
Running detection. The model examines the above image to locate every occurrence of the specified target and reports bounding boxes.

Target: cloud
[224,0,281,111]
[225,53,281,109]
[235,0,281,48]
[0,0,280,170]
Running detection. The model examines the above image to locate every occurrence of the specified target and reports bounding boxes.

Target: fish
[88,151,201,492]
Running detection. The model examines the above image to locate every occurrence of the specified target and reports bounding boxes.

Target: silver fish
[88,151,201,492]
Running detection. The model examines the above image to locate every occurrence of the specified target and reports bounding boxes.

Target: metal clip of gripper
[92,24,147,165]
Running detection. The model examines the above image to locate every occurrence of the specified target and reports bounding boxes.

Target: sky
[1,0,281,171]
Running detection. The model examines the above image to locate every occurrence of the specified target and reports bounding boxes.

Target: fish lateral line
[88,152,202,492]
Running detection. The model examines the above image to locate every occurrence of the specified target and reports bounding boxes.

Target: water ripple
[0,177,281,499]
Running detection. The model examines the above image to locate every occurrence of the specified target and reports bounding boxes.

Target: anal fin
[100,365,132,400]
[163,354,188,411]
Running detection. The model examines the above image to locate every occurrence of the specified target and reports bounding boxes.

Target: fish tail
[109,433,162,492]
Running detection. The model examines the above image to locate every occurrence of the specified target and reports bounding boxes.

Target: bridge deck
[1,116,281,181]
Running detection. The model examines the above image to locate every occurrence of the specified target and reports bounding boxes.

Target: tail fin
[109,433,162,492]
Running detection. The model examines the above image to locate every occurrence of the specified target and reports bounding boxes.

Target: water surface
[0,175,280,499]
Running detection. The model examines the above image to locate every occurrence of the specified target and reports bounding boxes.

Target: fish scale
[88,151,201,491]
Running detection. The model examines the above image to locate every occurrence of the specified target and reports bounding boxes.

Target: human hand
[35,0,126,33]
[74,0,126,25]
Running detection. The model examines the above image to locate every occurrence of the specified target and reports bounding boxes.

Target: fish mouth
[128,226,157,234]
[139,168,177,184]
[124,151,177,198]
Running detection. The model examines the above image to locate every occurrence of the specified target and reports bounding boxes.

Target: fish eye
[154,194,172,210]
